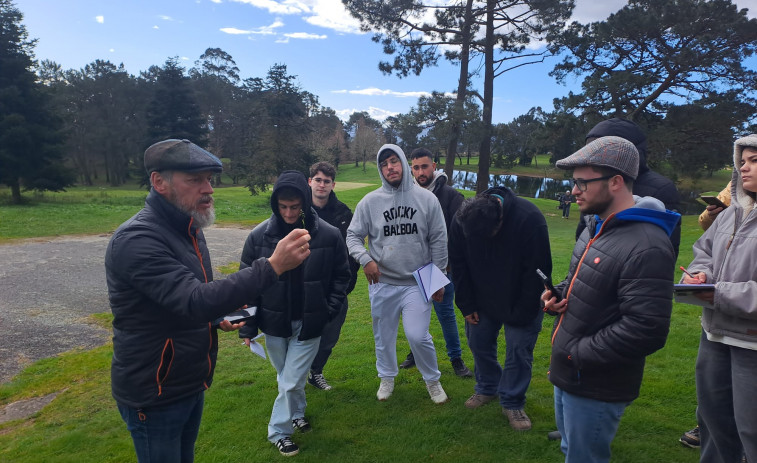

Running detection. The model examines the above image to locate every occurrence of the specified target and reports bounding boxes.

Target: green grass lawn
[0,163,706,462]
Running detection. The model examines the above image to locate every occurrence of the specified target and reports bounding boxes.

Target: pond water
[451,170,704,215]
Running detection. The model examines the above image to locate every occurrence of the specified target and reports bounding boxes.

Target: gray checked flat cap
[144,139,223,174]
[556,136,639,180]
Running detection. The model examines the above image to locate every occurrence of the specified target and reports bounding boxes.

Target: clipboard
[673,284,715,308]
[412,262,450,303]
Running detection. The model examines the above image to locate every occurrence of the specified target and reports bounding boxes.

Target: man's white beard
[169,189,216,229]
[190,207,216,229]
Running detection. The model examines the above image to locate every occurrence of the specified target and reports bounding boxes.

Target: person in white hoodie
[346,144,450,404]
[681,134,757,463]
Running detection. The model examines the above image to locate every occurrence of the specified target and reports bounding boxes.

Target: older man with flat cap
[105,139,311,463]
[541,136,680,463]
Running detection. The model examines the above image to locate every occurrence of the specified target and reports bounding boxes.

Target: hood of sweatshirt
[731,134,757,213]
[377,144,414,192]
[599,195,680,237]
[270,170,315,230]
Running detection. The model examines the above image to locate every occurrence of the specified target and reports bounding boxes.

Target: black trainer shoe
[308,371,333,390]
[451,357,472,377]
[275,437,299,456]
[680,425,700,448]
[292,417,312,433]
[399,352,415,369]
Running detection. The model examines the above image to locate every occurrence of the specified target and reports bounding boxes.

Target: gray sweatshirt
[346,144,448,285]
[686,134,757,350]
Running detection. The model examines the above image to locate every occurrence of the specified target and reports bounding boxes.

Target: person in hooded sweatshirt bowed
[239,170,350,457]
[346,145,450,404]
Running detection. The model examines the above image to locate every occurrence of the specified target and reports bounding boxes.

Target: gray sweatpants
[368,282,441,382]
[696,330,757,463]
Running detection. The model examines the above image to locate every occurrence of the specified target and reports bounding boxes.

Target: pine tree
[0,0,72,204]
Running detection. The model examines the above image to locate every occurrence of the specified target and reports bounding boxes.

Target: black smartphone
[214,307,257,325]
[536,269,562,302]
[699,195,728,209]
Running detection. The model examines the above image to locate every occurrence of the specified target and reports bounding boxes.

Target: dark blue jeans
[433,279,463,361]
[465,310,543,409]
[117,390,205,463]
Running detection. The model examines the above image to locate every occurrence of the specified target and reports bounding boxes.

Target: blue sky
[13,0,757,124]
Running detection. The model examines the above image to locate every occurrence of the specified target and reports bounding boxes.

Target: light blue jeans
[554,387,630,463]
[266,320,320,443]
[433,278,463,361]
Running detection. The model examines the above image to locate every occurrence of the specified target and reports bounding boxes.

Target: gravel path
[0,227,252,385]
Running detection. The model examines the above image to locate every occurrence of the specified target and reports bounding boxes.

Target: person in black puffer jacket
[575,118,681,258]
[106,140,310,462]
[239,170,350,457]
[544,137,679,463]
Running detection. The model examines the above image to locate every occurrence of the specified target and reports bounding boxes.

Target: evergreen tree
[145,57,208,147]
[0,0,72,204]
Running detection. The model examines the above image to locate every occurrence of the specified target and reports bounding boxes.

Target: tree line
[2,0,757,205]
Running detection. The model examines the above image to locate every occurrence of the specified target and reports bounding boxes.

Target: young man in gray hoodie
[346,144,450,404]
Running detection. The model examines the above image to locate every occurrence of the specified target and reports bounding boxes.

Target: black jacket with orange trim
[106,189,278,408]
[549,200,676,402]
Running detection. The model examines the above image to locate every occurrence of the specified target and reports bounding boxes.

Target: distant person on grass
[105,139,310,463]
[306,161,360,391]
[239,170,350,457]
[681,134,757,463]
[346,144,450,404]
[559,190,573,218]
[448,188,552,431]
[542,136,679,463]
[399,147,472,378]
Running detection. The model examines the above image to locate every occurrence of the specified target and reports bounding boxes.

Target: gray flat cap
[556,136,639,180]
[144,139,223,174]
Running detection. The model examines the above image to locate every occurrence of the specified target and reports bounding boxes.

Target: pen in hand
[679,266,694,279]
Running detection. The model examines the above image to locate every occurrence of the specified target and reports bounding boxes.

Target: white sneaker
[377,377,394,401]
[425,380,449,404]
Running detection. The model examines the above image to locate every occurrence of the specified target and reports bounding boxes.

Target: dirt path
[0,227,252,385]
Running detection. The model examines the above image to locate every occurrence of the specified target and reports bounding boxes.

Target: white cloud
[109,48,115,52]
[304,0,363,34]
[159,15,175,21]
[334,106,398,121]
[153,25,160,29]
[95,15,104,24]
[220,20,284,35]
[229,0,310,15]
[333,88,438,99]
[181,57,190,61]
[211,0,223,3]
[228,0,363,34]
[284,32,327,39]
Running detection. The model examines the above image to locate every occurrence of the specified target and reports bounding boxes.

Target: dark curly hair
[456,194,502,237]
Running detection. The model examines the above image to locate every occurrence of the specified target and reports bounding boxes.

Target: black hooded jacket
[312,190,360,295]
[576,118,681,257]
[449,187,552,326]
[239,171,350,340]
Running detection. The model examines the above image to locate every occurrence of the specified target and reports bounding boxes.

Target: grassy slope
[0,163,703,462]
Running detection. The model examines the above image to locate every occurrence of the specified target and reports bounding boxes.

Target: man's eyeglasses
[311,177,332,185]
[379,157,401,169]
[572,175,615,192]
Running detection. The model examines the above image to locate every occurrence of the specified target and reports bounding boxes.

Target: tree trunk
[10,181,21,205]
[476,1,495,194]
[443,0,474,184]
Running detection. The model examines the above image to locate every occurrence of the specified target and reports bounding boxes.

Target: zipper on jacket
[551,214,615,346]
[187,218,214,383]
